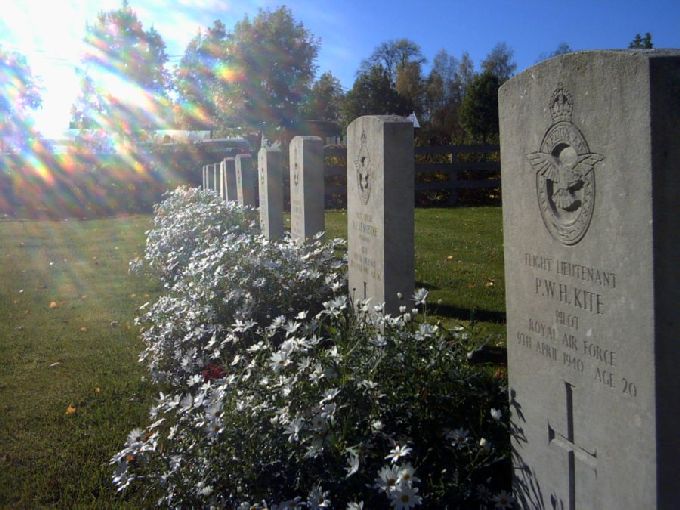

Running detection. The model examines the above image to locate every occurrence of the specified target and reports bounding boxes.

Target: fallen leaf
[95,387,101,394]
[129,293,136,298]
[49,301,58,309]
[80,326,88,332]
[49,362,61,368]
[65,404,76,415]
[485,279,495,288]
[446,255,453,261]
[18,289,23,294]
[110,320,119,327]
[16,326,24,331]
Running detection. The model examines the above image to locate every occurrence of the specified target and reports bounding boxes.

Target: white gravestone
[289,136,325,243]
[236,154,257,207]
[257,147,284,240]
[202,165,207,189]
[223,157,237,201]
[500,50,680,510]
[347,115,414,314]
[212,163,218,192]
[219,160,226,198]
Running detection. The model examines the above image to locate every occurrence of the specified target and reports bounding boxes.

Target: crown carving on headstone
[549,84,573,123]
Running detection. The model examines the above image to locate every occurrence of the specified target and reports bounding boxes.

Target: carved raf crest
[354,130,372,205]
[527,85,604,245]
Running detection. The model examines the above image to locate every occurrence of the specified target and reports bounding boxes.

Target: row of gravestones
[202,123,415,314]
[200,51,679,509]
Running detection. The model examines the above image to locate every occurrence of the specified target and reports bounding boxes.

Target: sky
[1,0,680,138]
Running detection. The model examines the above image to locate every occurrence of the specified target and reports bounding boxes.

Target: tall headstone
[289,136,325,242]
[219,160,226,198]
[223,157,237,201]
[257,147,284,240]
[347,115,414,314]
[500,51,680,509]
[202,165,207,189]
[235,154,257,207]
[212,163,218,192]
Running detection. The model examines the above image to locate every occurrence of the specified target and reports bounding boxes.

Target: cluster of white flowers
[113,187,513,509]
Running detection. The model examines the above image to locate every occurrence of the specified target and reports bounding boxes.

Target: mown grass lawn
[1,207,504,508]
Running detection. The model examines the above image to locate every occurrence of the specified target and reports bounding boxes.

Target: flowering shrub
[131,186,258,285]
[115,188,512,509]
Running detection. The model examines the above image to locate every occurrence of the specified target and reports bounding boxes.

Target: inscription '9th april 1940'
[515,252,638,399]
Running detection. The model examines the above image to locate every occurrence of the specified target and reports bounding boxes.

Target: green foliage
[174,20,231,131]
[359,38,426,85]
[221,7,319,139]
[70,2,171,132]
[629,32,653,49]
[460,72,501,143]
[0,45,41,150]
[303,71,345,123]
[342,65,412,126]
[480,42,516,83]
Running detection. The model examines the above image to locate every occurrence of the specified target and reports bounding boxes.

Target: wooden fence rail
[205,143,501,209]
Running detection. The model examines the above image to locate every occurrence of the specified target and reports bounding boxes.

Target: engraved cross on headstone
[548,382,597,510]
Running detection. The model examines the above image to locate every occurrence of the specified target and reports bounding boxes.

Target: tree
[395,60,424,115]
[459,72,501,143]
[629,32,653,49]
[537,42,573,62]
[174,20,231,132]
[0,45,41,151]
[342,65,411,126]
[303,71,345,122]
[219,7,319,140]
[70,1,171,134]
[481,42,516,83]
[359,38,425,85]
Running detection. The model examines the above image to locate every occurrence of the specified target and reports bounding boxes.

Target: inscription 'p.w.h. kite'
[527,85,605,246]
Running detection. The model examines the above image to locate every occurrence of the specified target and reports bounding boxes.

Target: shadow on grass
[430,303,506,324]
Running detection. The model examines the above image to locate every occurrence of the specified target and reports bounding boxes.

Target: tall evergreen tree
[303,71,345,123]
[218,7,319,140]
[629,32,653,49]
[70,1,171,134]
[174,20,231,132]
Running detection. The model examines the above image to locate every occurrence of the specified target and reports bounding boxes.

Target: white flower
[398,463,420,486]
[490,408,503,420]
[389,483,422,509]
[371,420,384,432]
[492,490,515,509]
[375,464,400,493]
[307,484,331,509]
[126,428,144,445]
[346,502,364,510]
[345,449,360,477]
[479,437,491,450]
[446,427,469,448]
[413,288,428,306]
[284,417,304,443]
[386,444,412,464]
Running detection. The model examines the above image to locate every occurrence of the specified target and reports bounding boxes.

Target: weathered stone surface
[257,147,284,240]
[289,136,324,243]
[235,154,257,207]
[347,115,414,314]
[500,50,680,510]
